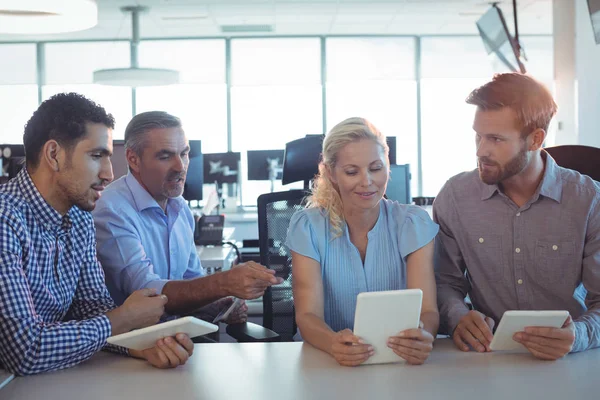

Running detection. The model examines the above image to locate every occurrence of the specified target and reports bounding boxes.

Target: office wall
[576,0,600,147]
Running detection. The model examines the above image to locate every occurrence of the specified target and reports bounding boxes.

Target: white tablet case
[107,316,218,351]
[353,289,423,365]
[490,310,570,352]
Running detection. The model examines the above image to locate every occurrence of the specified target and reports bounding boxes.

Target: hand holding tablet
[490,310,571,352]
[108,316,218,351]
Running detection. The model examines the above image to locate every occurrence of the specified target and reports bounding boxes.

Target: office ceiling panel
[0,0,552,42]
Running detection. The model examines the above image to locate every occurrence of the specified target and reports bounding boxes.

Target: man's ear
[42,140,62,172]
[528,128,546,151]
[126,148,141,174]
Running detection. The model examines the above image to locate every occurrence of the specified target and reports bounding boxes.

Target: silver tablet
[353,289,423,365]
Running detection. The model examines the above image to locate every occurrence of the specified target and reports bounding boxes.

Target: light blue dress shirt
[286,199,439,332]
[92,173,203,306]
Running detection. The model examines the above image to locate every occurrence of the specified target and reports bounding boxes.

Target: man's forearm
[162,272,229,315]
[438,286,470,335]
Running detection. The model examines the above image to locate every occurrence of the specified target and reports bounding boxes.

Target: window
[419,36,554,196]
[231,38,322,205]
[43,42,132,139]
[0,44,38,144]
[326,37,418,196]
[136,40,227,153]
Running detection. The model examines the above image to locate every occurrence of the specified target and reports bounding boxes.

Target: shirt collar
[17,168,73,232]
[480,151,563,203]
[538,150,562,203]
[125,172,186,214]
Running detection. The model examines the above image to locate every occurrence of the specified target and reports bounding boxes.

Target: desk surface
[4,339,598,400]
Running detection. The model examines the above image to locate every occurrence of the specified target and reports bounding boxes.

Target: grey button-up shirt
[434,152,600,352]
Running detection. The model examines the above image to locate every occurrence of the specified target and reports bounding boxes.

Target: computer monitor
[111,140,128,180]
[385,164,411,204]
[588,0,600,44]
[282,135,323,186]
[247,150,284,181]
[183,140,203,201]
[0,144,25,179]
[203,152,240,185]
[386,137,397,165]
[476,5,526,73]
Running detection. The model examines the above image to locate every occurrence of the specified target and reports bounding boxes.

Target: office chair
[544,145,600,181]
[226,189,308,342]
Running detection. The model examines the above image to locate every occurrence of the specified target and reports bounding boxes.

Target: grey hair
[124,111,182,155]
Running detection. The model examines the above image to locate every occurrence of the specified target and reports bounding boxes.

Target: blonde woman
[286,118,439,366]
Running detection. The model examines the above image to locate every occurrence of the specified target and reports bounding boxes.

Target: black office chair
[544,145,600,181]
[226,189,308,342]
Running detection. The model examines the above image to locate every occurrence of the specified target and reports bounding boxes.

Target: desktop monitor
[588,0,600,44]
[111,140,128,180]
[203,152,240,185]
[247,149,284,181]
[183,140,203,201]
[385,164,411,204]
[476,5,526,73]
[282,135,323,185]
[386,137,397,165]
[0,144,25,179]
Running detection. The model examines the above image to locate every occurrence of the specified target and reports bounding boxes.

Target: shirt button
[516,212,521,217]
[478,238,484,243]
[517,279,523,285]
[515,247,521,253]
[552,245,558,251]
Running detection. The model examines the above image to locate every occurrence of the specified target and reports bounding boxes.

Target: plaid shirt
[0,168,126,376]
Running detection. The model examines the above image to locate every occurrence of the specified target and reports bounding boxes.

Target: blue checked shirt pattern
[0,168,127,376]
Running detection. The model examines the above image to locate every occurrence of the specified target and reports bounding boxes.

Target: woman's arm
[406,240,439,337]
[387,240,439,365]
[292,251,372,366]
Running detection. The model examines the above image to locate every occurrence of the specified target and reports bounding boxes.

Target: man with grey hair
[92,111,283,325]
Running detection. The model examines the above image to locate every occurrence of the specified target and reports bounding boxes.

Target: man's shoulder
[558,166,600,199]
[437,170,481,202]
[0,191,27,224]
[95,176,136,213]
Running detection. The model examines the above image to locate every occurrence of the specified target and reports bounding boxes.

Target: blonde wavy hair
[306,117,389,237]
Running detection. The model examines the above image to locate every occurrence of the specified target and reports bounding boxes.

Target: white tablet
[107,316,218,351]
[353,289,423,365]
[489,310,569,352]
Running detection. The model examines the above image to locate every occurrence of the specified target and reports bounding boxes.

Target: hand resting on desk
[452,310,495,353]
[329,329,374,367]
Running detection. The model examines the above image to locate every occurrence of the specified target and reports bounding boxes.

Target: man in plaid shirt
[0,93,194,375]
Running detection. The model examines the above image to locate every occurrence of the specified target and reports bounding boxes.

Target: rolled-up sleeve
[572,194,600,352]
[433,182,471,335]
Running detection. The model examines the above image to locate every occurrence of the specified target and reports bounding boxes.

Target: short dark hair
[124,111,182,156]
[23,92,115,169]
[466,73,557,136]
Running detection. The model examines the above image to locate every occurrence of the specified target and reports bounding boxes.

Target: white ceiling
[0,0,552,42]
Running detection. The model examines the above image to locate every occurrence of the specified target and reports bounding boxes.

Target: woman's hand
[330,329,374,367]
[387,323,434,365]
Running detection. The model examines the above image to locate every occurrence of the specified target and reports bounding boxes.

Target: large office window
[43,42,132,139]
[326,37,419,197]
[419,36,554,196]
[231,38,321,206]
[137,39,227,153]
[0,44,38,144]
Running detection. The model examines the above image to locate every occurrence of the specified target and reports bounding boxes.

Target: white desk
[4,339,598,400]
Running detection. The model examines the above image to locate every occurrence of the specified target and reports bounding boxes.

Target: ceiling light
[93,6,180,87]
[0,0,97,34]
